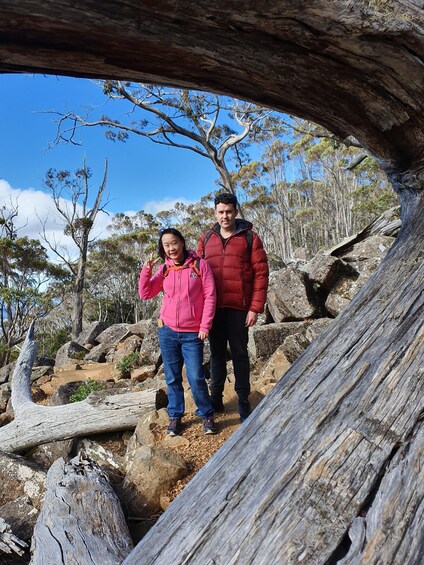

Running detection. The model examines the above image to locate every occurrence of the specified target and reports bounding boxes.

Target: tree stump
[31,455,133,565]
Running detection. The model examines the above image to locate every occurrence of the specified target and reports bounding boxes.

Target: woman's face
[161,233,185,263]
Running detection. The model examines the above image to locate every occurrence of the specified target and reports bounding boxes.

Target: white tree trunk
[0,324,158,453]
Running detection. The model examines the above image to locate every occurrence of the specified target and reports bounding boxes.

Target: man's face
[215,203,237,231]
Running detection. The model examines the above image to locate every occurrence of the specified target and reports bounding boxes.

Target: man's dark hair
[214,192,238,209]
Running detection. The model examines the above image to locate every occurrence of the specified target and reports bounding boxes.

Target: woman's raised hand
[144,253,161,270]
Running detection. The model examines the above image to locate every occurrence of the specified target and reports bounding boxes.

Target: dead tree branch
[0,323,158,454]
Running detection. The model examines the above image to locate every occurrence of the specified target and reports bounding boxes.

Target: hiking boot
[167,418,182,436]
[238,399,251,422]
[211,397,225,413]
[203,416,218,434]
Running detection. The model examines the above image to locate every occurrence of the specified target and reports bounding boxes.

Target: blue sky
[0,73,216,217]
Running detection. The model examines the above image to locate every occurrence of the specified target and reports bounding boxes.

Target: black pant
[209,308,250,401]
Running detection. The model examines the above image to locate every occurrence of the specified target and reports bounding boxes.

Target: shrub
[115,351,139,375]
[69,379,106,402]
[38,327,71,358]
[69,350,87,361]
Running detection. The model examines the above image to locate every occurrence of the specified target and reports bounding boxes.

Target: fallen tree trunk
[30,455,133,565]
[123,196,423,564]
[327,206,401,257]
[0,324,158,453]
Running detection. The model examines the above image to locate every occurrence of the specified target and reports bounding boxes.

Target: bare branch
[37,214,77,274]
[346,152,370,170]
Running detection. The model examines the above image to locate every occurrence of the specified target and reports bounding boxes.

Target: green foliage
[233,115,399,259]
[69,379,106,403]
[0,90,402,346]
[0,343,19,364]
[64,217,94,237]
[69,350,87,361]
[115,351,139,374]
[0,205,70,367]
[36,327,71,358]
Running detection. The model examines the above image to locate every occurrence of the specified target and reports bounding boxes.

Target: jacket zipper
[223,232,247,307]
[176,270,181,328]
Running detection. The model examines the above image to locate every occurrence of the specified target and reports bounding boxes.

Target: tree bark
[123,191,423,564]
[338,420,424,564]
[0,1,422,176]
[72,252,86,339]
[30,455,133,565]
[0,324,158,453]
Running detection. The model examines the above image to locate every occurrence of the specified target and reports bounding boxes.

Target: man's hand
[198,331,208,341]
[245,311,258,327]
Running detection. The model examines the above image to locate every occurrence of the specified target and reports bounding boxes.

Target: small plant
[115,351,139,375]
[139,354,151,367]
[70,379,106,402]
[69,350,87,361]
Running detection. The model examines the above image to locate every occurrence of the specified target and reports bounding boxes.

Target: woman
[138,228,217,435]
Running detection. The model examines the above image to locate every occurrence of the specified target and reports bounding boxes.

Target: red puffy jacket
[198,220,269,313]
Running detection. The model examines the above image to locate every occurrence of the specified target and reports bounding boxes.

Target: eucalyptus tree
[0,203,68,366]
[52,82,272,200]
[85,211,160,324]
[290,128,398,243]
[235,122,397,258]
[42,159,109,338]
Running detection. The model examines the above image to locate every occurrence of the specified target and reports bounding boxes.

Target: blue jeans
[158,325,214,419]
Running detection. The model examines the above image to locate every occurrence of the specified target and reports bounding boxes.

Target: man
[198,192,269,422]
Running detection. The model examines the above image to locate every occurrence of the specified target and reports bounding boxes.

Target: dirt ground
[40,363,263,505]
[162,397,252,503]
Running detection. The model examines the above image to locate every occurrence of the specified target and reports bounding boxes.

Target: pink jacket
[138,250,216,333]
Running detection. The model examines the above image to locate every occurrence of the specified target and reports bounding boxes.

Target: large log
[30,455,133,565]
[0,1,423,188]
[0,324,158,453]
[123,198,423,563]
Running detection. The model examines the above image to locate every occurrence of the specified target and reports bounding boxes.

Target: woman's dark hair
[158,228,188,260]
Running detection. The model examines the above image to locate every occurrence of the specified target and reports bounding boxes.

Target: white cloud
[142,196,193,215]
[0,179,111,261]
[0,182,198,259]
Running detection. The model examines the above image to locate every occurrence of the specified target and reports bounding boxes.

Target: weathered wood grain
[30,455,133,565]
[339,420,424,564]
[0,324,158,453]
